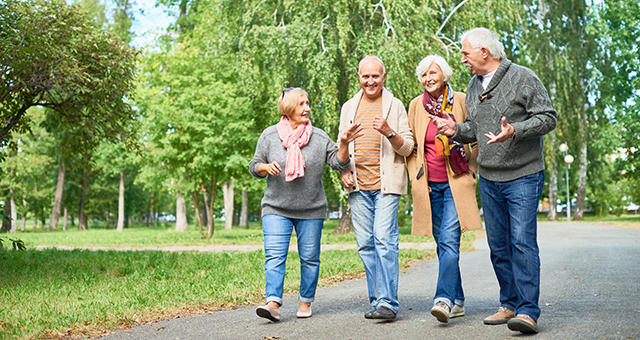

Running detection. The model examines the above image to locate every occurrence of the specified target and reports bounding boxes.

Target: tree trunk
[547,130,558,221]
[333,200,354,234]
[223,178,235,231]
[49,155,66,230]
[206,175,216,238]
[33,178,38,230]
[70,214,75,227]
[240,189,249,228]
[175,193,188,231]
[21,195,27,231]
[149,198,155,226]
[9,190,17,233]
[1,196,10,233]
[78,170,89,230]
[191,191,204,237]
[575,136,588,220]
[63,207,68,231]
[574,97,588,220]
[117,170,125,232]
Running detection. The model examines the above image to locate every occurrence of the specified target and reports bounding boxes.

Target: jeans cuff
[299,296,314,303]
[266,297,282,306]
[454,299,465,306]
[434,297,453,309]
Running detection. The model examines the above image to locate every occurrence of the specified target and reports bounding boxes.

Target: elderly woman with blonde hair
[406,55,483,323]
[249,87,361,322]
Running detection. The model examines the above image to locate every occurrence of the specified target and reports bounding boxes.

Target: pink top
[425,123,448,182]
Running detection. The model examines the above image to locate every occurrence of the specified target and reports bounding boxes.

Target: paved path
[99,222,640,340]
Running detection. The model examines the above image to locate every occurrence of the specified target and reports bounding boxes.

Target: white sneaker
[450,304,465,318]
[430,301,450,323]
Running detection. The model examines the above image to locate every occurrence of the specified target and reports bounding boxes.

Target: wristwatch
[387,131,396,139]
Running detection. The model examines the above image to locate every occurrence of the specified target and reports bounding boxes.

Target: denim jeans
[479,171,544,321]
[349,190,400,313]
[429,182,464,309]
[262,214,324,306]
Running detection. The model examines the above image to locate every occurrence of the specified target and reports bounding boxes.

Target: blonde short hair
[277,87,308,116]
[415,55,453,83]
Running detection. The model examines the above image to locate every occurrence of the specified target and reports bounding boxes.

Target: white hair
[358,56,386,75]
[415,55,453,83]
[461,28,506,60]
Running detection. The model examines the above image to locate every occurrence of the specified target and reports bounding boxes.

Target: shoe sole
[256,307,279,322]
[431,308,449,323]
[296,311,312,318]
[507,319,538,333]
[483,318,510,325]
[449,312,465,318]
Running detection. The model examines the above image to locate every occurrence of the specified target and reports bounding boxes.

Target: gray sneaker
[450,304,465,318]
[430,301,450,323]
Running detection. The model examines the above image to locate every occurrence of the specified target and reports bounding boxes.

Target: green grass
[0,247,432,340]
[14,220,440,248]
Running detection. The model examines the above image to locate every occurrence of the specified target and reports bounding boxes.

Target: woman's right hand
[340,123,363,145]
[258,162,282,177]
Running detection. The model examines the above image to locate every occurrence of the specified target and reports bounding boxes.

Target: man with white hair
[430,28,557,333]
[338,56,414,320]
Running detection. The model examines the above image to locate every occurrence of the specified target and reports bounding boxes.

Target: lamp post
[559,143,574,221]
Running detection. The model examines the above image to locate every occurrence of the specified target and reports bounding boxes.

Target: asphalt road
[99,222,640,340]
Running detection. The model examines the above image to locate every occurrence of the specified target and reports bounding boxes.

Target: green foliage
[0,0,139,157]
[0,235,26,251]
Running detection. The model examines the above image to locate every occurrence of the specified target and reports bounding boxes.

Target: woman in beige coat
[406,55,482,324]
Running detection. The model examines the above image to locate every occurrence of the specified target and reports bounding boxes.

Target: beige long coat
[406,92,483,237]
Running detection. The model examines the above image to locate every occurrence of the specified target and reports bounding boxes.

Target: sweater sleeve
[452,83,479,144]
[510,69,557,142]
[249,129,270,179]
[394,99,415,157]
[320,130,350,171]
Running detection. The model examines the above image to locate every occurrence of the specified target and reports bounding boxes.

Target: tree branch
[434,0,470,38]
[0,103,31,143]
[372,0,395,38]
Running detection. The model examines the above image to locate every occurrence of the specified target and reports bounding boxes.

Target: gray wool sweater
[249,125,349,220]
[453,59,557,182]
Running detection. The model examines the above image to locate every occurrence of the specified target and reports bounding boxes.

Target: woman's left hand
[340,123,363,145]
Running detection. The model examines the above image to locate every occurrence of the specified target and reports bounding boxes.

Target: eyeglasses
[282,87,293,98]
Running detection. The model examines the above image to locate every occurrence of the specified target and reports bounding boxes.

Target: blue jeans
[349,190,400,313]
[429,182,464,309]
[262,215,324,306]
[479,171,544,321]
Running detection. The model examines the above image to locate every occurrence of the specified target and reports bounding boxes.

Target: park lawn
[0,220,443,340]
[13,219,439,248]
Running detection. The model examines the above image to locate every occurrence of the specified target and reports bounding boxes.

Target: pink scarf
[276,116,313,181]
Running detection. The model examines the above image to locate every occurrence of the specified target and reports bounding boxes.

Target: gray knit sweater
[453,59,557,182]
[249,125,349,219]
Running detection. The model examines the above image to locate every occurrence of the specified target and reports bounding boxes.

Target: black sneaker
[370,306,396,320]
[364,307,376,319]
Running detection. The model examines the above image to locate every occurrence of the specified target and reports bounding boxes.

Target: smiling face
[420,62,446,98]
[287,94,310,130]
[358,59,386,100]
[460,38,487,76]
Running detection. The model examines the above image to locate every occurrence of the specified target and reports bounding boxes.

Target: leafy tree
[0,0,139,157]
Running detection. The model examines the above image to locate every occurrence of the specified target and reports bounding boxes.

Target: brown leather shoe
[483,307,514,325]
[507,314,539,333]
[256,304,281,322]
